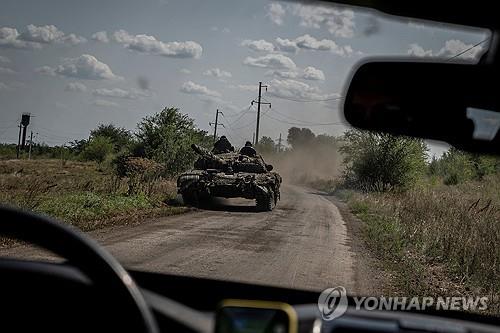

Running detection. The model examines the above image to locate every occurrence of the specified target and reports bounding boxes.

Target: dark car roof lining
[322,0,500,30]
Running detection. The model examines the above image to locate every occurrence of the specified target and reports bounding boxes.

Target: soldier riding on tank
[212,135,234,154]
[239,141,257,157]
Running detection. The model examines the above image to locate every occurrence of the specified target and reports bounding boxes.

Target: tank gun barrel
[191,144,226,166]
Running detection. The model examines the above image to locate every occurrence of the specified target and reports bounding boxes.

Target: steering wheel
[0,205,158,333]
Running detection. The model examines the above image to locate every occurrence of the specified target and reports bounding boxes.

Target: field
[329,174,500,313]
[0,158,187,246]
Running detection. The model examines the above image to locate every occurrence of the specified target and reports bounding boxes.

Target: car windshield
[1,0,498,317]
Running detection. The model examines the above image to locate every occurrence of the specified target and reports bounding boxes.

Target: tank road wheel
[256,191,275,212]
[182,192,199,207]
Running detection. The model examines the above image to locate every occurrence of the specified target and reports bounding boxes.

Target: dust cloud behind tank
[177,144,282,211]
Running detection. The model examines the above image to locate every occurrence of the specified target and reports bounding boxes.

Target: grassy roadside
[331,175,500,314]
[0,159,188,247]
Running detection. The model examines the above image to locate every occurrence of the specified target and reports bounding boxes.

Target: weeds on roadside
[347,174,500,313]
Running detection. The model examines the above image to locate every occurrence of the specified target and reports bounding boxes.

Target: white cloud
[19,24,64,43]
[0,66,15,74]
[0,55,11,63]
[179,68,191,74]
[91,31,109,43]
[241,39,275,52]
[268,79,336,100]
[19,24,86,45]
[302,66,325,80]
[275,34,354,56]
[407,43,433,57]
[0,81,23,91]
[203,67,232,78]
[408,21,426,30]
[92,87,149,99]
[266,70,298,79]
[407,39,485,60]
[65,82,87,92]
[275,37,299,53]
[235,84,256,92]
[37,54,121,80]
[295,34,353,56]
[35,66,56,76]
[211,27,230,33]
[60,33,87,45]
[292,4,355,38]
[243,53,296,70]
[437,39,484,59]
[267,3,286,26]
[111,29,202,58]
[1,25,86,49]
[266,66,325,81]
[0,27,41,49]
[180,81,221,97]
[93,99,119,107]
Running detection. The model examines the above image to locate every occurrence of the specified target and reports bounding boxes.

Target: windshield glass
[1,0,498,317]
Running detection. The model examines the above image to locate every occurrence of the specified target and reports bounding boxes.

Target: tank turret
[191,144,226,169]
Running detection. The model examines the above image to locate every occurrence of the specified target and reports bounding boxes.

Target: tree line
[3,106,498,190]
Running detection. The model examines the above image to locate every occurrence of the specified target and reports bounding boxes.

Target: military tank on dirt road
[177,144,282,211]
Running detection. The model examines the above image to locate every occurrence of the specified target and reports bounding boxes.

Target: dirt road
[1,184,381,294]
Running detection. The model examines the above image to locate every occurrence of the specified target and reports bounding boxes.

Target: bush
[135,107,211,176]
[81,136,114,163]
[90,124,133,152]
[429,148,499,185]
[113,156,164,196]
[340,130,428,191]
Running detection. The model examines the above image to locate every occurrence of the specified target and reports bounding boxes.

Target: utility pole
[209,109,224,142]
[16,125,22,159]
[252,132,255,145]
[251,82,271,145]
[28,131,33,160]
[277,133,282,152]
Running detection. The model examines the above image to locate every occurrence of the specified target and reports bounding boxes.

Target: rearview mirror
[343,60,500,154]
[266,164,273,171]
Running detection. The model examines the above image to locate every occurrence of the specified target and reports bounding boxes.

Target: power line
[227,105,254,126]
[270,107,334,125]
[263,112,345,126]
[229,118,256,130]
[267,95,344,103]
[446,38,489,61]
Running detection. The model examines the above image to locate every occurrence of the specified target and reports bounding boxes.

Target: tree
[287,127,315,150]
[315,134,339,146]
[81,136,114,163]
[135,107,210,176]
[428,148,499,185]
[69,139,87,155]
[90,124,133,152]
[256,136,276,154]
[340,129,428,191]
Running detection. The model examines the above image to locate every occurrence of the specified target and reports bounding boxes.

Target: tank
[177,144,282,211]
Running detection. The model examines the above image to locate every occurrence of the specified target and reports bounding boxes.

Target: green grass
[345,174,500,313]
[0,159,187,241]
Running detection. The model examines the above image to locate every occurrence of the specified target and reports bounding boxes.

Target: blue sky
[0,0,488,155]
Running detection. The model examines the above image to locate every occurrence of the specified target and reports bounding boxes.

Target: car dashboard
[1,258,500,333]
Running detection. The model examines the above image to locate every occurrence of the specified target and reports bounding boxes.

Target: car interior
[1,1,499,332]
